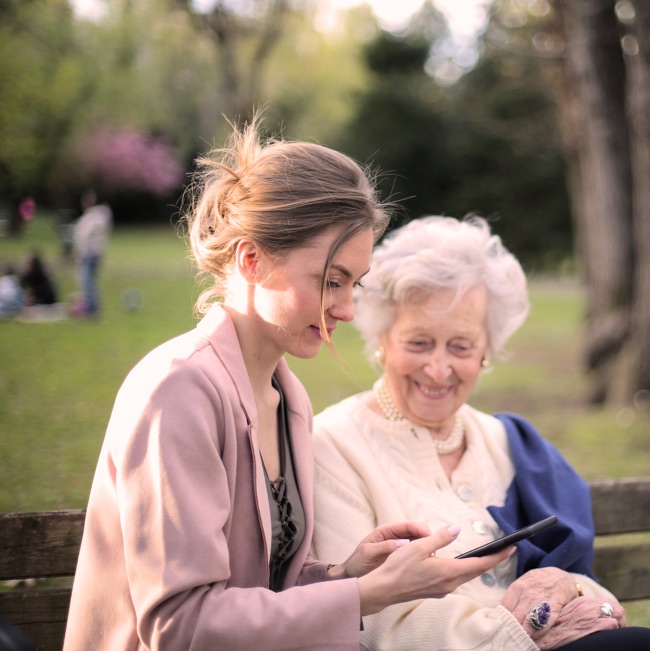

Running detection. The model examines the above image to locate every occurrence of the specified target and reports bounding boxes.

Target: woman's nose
[328,293,355,323]
[424,353,452,382]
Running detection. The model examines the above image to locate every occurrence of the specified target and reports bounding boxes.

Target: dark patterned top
[263,376,306,592]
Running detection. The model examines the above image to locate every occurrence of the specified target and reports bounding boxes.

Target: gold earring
[374,346,386,367]
[481,356,490,369]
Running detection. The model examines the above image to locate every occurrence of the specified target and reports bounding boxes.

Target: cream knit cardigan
[311,393,615,651]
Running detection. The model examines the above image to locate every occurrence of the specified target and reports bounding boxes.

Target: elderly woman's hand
[534,597,626,649]
[501,567,626,646]
[501,567,580,635]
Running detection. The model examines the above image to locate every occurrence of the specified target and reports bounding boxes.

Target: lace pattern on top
[264,375,304,591]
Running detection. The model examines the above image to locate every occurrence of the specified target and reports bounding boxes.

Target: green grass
[1,214,649,623]
[0,216,200,510]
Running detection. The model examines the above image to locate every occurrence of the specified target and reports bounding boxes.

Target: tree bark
[623,0,650,400]
[202,0,290,120]
[548,0,634,403]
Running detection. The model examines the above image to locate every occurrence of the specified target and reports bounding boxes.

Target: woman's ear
[235,240,261,284]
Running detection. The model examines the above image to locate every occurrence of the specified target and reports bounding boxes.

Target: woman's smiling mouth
[415,381,453,399]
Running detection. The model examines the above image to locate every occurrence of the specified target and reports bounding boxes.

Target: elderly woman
[311,216,650,650]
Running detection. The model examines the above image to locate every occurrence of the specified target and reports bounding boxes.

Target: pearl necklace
[374,376,466,455]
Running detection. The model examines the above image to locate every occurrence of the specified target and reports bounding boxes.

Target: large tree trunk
[623,0,650,401]
[548,0,635,404]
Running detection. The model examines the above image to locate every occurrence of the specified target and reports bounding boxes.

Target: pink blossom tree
[78,126,185,199]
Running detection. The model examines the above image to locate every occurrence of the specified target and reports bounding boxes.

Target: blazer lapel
[196,304,273,560]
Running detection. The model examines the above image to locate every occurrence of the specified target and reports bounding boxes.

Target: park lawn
[1,214,649,623]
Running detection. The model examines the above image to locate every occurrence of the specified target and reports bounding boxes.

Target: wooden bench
[1,477,650,650]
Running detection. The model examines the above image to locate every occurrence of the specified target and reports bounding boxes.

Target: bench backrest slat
[0,510,85,580]
[0,589,71,651]
[592,543,650,602]
[589,477,650,534]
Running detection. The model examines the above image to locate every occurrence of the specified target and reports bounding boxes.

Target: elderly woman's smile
[414,381,453,399]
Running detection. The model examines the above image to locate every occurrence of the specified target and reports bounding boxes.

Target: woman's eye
[327,280,341,289]
[353,281,364,289]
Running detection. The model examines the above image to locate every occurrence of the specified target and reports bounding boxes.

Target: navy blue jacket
[488,413,596,579]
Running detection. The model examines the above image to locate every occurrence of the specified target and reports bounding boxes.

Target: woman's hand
[354,524,514,616]
[501,567,580,634]
[327,521,433,581]
[535,597,626,649]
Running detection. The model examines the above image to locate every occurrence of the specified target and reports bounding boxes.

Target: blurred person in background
[20,252,58,307]
[0,263,23,317]
[311,216,650,650]
[73,189,112,317]
[18,196,36,224]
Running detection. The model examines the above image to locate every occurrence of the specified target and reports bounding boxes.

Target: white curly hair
[353,215,530,364]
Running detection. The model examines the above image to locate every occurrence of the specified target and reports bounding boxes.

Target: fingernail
[447,525,461,537]
[395,538,410,547]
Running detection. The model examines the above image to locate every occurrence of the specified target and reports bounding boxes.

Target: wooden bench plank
[593,542,650,601]
[0,589,71,651]
[589,477,650,534]
[0,510,85,580]
[0,588,71,625]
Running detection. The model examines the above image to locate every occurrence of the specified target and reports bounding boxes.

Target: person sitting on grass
[0,264,23,317]
[20,252,58,307]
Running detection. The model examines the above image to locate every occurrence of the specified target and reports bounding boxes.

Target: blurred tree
[338,0,572,270]
[49,2,216,178]
[76,125,184,193]
[626,0,650,405]
[261,4,375,145]
[1,0,377,221]
[443,2,572,269]
[175,0,296,121]
[84,125,185,223]
[541,0,650,404]
[0,0,88,233]
[6,0,218,220]
[336,4,453,229]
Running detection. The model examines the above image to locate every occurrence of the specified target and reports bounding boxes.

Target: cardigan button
[472,520,489,535]
[481,573,496,587]
[457,484,473,501]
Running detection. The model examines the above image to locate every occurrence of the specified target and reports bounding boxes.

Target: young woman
[63,121,511,651]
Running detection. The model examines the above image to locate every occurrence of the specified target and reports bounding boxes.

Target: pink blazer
[63,305,361,650]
